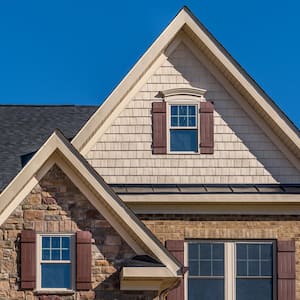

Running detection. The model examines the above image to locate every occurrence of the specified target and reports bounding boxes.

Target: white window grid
[36,233,75,291]
[185,240,276,300]
[169,104,198,130]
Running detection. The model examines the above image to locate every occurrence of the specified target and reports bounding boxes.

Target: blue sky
[0,1,299,128]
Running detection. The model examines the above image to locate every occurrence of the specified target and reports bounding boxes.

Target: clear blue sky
[0,1,299,128]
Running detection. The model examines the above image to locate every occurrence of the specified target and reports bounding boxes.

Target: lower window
[37,234,74,290]
[187,241,274,300]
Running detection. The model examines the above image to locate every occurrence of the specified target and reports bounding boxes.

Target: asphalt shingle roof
[0,105,98,191]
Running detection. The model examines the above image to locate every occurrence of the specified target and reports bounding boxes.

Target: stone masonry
[0,165,156,300]
[141,214,300,299]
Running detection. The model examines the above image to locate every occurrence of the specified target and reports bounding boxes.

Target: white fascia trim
[0,130,181,277]
[120,267,180,291]
[71,7,300,161]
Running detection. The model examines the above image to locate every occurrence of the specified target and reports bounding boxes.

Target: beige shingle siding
[86,43,300,184]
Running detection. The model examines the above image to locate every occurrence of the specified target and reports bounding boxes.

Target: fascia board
[0,130,181,277]
[71,7,299,160]
[71,10,187,154]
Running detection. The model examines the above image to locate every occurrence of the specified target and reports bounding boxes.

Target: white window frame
[185,240,276,300]
[161,88,207,154]
[36,233,75,292]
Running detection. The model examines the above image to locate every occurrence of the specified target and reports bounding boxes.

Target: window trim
[161,87,207,154]
[36,233,75,292]
[185,240,276,300]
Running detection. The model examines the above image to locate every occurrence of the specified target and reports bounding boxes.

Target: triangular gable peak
[72,7,299,171]
[0,130,181,284]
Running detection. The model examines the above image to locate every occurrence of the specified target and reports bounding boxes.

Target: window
[37,234,74,290]
[187,241,274,300]
[169,104,198,152]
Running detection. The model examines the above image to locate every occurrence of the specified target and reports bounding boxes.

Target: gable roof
[0,105,97,191]
[0,129,181,281]
[71,7,300,169]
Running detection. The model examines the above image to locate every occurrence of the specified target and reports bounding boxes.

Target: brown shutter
[76,231,92,290]
[152,102,167,154]
[166,240,184,300]
[21,230,36,289]
[277,240,295,300]
[200,101,214,154]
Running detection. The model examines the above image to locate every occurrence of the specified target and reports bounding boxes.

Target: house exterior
[0,6,299,300]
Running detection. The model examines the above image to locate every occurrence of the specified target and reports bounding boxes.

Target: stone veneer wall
[0,165,156,300]
[142,214,300,299]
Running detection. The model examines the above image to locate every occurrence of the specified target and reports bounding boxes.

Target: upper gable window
[152,87,214,154]
[169,104,198,152]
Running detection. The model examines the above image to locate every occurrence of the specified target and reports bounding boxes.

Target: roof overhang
[71,7,300,171]
[0,130,181,287]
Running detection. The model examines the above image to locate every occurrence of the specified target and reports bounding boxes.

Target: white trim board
[71,7,300,168]
[0,130,181,279]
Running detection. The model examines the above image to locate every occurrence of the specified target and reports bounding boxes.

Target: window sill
[34,290,75,296]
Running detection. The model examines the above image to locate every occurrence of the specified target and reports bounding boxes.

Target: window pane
[237,244,247,259]
[52,237,60,249]
[42,237,50,249]
[213,260,224,276]
[62,249,70,260]
[248,260,259,276]
[236,279,272,300]
[261,260,273,276]
[261,244,273,259]
[179,105,187,115]
[42,250,51,261]
[248,244,259,259]
[213,244,224,259]
[188,105,196,115]
[237,261,247,276]
[52,250,60,260]
[188,279,224,300]
[171,117,178,127]
[199,243,211,259]
[41,263,71,289]
[189,261,199,276]
[189,244,198,260]
[179,117,188,127]
[170,129,198,152]
[199,260,211,276]
[171,105,178,115]
[188,117,196,127]
[62,237,70,249]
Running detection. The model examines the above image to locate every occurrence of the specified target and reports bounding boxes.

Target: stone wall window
[37,234,74,291]
[187,241,275,300]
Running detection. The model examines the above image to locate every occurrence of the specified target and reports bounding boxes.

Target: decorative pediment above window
[160,87,207,102]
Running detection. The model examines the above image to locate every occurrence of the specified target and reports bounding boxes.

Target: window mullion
[225,242,236,300]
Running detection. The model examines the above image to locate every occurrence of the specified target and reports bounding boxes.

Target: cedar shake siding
[0,165,156,300]
[86,43,300,184]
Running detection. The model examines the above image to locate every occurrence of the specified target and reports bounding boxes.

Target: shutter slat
[200,101,214,154]
[277,240,295,300]
[21,230,36,290]
[166,240,184,300]
[152,102,167,154]
[76,231,92,290]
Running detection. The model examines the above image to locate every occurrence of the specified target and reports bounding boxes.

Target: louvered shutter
[152,102,167,154]
[200,101,214,154]
[166,240,184,300]
[277,240,295,300]
[21,230,36,289]
[76,231,92,290]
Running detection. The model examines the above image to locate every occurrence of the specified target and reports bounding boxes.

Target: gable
[85,40,300,184]
[0,130,181,280]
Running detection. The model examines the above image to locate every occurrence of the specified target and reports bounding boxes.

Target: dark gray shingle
[0,105,97,191]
